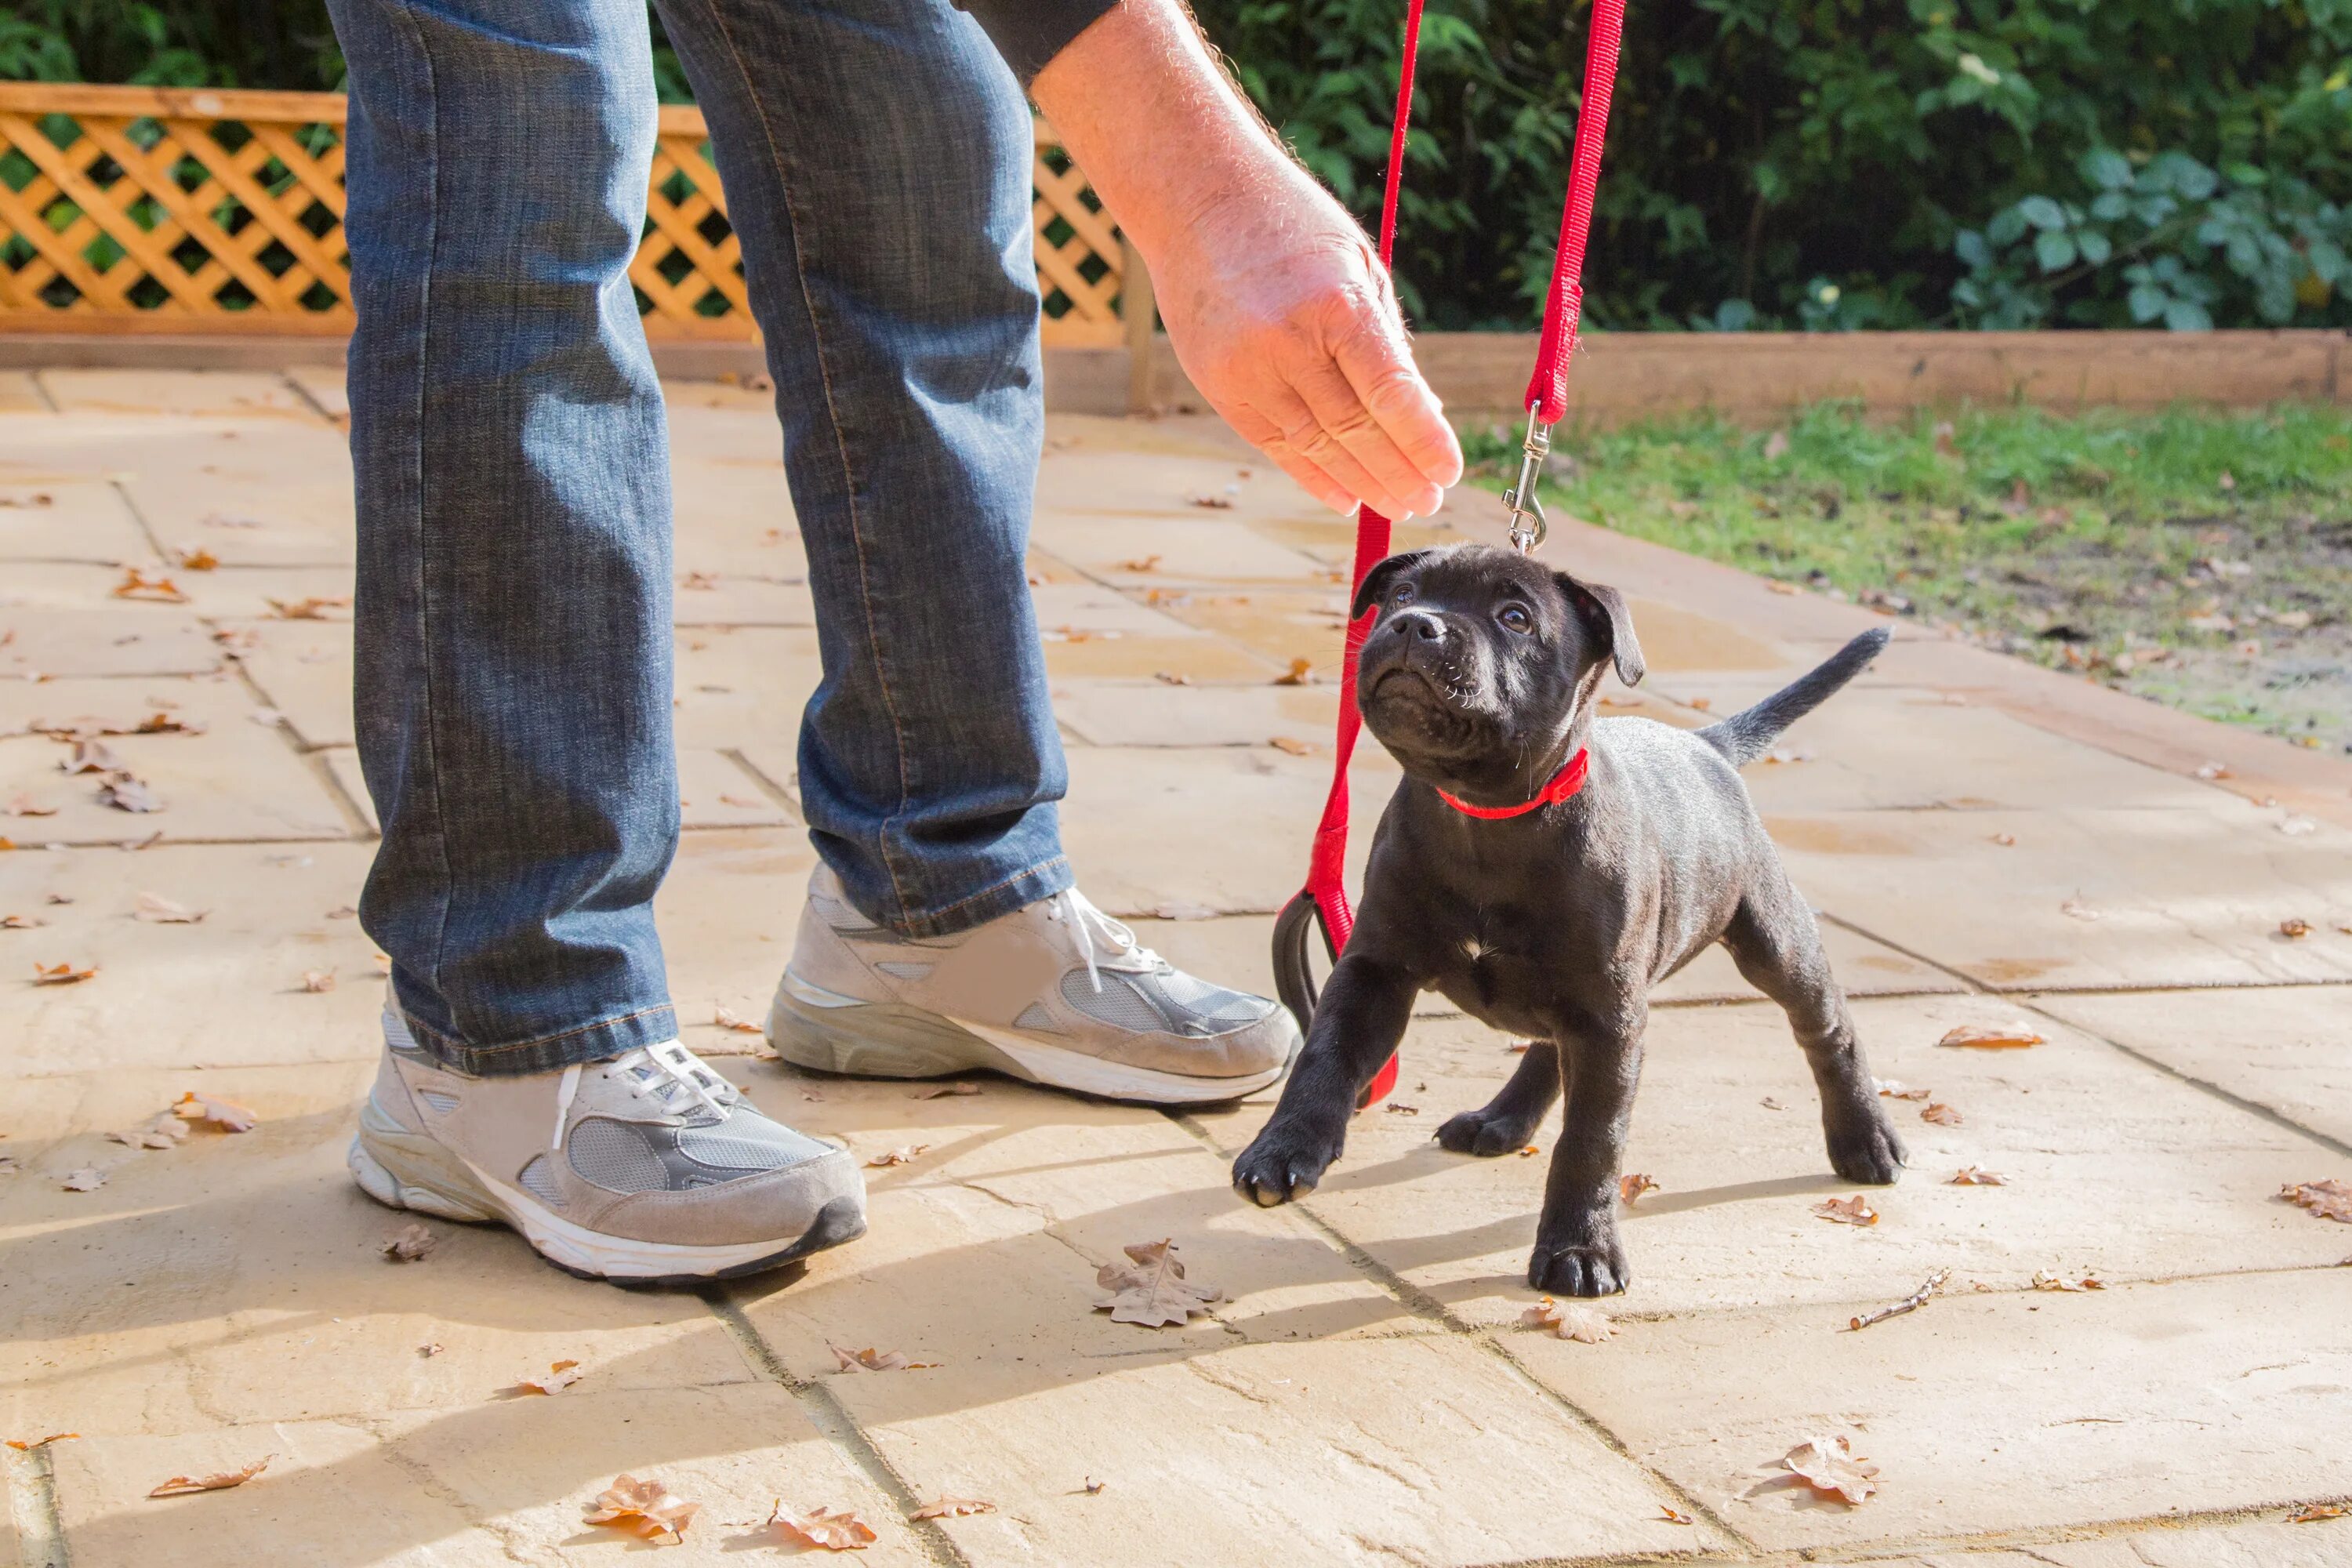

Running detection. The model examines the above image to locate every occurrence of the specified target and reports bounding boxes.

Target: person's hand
[1150,179,1462,518]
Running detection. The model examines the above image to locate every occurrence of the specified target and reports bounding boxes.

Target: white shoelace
[1047,887,1163,993]
[550,1040,737,1151]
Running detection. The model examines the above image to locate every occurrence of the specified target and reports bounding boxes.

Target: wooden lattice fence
[0,82,1138,348]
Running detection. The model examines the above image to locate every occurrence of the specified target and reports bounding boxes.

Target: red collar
[1436,749,1590,819]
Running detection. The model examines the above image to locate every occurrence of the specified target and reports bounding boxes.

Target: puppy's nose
[1399,609,1446,643]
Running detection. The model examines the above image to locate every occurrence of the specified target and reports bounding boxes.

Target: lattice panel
[0,85,1135,348]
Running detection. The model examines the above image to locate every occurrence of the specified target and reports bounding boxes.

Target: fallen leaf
[865,1145,928,1167]
[264,595,351,620]
[768,1501,877,1551]
[108,1116,188,1150]
[381,1223,437,1261]
[912,1081,981,1099]
[0,1156,16,1175]
[113,568,187,604]
[1120,554,1163,572]
[61,1167,106,1192]
[1519,1144,1541,1157]
[1991,832,2017,847]
[828,1344,936,1372]
[1188,494,1233,509]
[2,914,45,929]
[1522,1298,1617,1343]
[1657,1505,1697,1525]
[1760,1094,1788,1110]
[1778,1435,1878,1505]
[1619,1172,1659,1206]
[1385,1102,1418,1116]
[1083,1477,1107,1495]
[1951,1166,2006,1185]
[176,547,220,571]
[1268,735,1317,756]
[1152,670,1192,685]
[910,1497,995,1519]
[1921,1102,1964,1126]
[134,891,208,924]
[2289,1503,2347,1523]
[713,1004,762,1033]
[417,1342,444,1358]
[1874,1078,1931,1101]
[584,1474,700,1541]
[1094,1238,1224,1327]
[1937,1023,2043,1050]
[96,773,162,813]
[4,1434,78,1451]
[2279,1179,2352,1223]
[32,961,97,985]
[302,969,337,993]
[147,1455,272,1497]
[2280,917,2312,940]
[4,793,56,817]
[514,1359,583,1395]
[1272,658,1316,685]
[2060,896,2103,922]
[172,1092,258,1132]
[2031,1269,2104,1292]
[2194,760,2232,781]
[1813,1196,1878,1226]
[60,739,124,773]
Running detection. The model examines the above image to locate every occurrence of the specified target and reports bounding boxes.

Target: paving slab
[0,610,223,681]
[0,372,44,415]
[1051,677,1341,747]
[1776,805,2352,990]
[33,372,327,423]
[1189,994,2352,1323]
[1506,1269,2352,1553]
[0,480,151,565]
[2031,984,2352,1152]
[324,747,790,836]
[0,677,352,845]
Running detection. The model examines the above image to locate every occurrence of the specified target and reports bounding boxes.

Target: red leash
[1269,0,1627,1108]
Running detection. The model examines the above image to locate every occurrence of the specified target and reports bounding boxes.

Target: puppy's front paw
[1232,1122,1345,1207]
[1437,1103,1542,1158]
[1527,1233,1630,1298]
[1827,1101,1907,1185]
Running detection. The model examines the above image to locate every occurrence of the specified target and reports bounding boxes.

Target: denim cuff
[890,854,1072,940]
[399,1000,682,1076]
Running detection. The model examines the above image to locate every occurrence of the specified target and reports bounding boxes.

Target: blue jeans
[329,0,1072,1074]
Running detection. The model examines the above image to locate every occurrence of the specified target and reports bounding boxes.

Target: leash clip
[1500,406,1551,554]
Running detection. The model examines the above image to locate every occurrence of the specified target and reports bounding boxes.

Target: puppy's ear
[1351,550,1436,619]
[1556,573,1646,687]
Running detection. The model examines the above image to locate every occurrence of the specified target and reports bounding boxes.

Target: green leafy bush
[11,0,2350,333]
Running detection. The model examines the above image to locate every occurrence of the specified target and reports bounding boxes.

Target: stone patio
[3,367,2349,1567]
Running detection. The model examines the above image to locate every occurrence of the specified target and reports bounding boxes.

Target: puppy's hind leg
[1722,872,1907,1185]
[1437,1041,1561,1156]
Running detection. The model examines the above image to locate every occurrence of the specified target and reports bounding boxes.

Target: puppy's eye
[1498,604,1534,634]
[1392,583,1417,608]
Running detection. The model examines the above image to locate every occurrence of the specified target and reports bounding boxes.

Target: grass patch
[1461,401,2352,755]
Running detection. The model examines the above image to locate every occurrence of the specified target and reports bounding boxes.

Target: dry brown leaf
[2280,1179,2352,1223]
[1936,1023,2043,1050]
[1657,1505,1696,1525]
[2031,1269,2104,1292]
[1385,1102,1418,1116]
[2279,917,2312,940]
[173,1092,258,1133]
[60,1167,105,1192]
[1760,1094,1788,1110]
[5,1434,78,1451]
[302,968,338,993]
[1082,1476,1106,1495]
[1813,1196,1878,1226]
[1518,1144,1541,1157]
[147,1455,272,1497]
[1874,1077,1931,1100]
[4,793,56,818]
[1522,1298,1617,1343]
[514,1359,583,1395]
[909,1497,995,1519]
[177,547,220,571]
[382,1223,437,1261]
[113,568,188,604]
[1921,1102,1964,1126]
[913,1081,981,1099]
[2288,1503,2346,1523]
[1619,1172,1659,1206]
[1094,1238,1224,1327]
[97,772,162,813]
[60,739,124,773]
[1152,670,1192,685]
[1272,658,1316,686]
[1951,1166,2006,1185]
[265,595,351,620]
[417,1342,444,1358]
[0,1155,17,1176]
[865,1145,928,1167]
[1120,554,1163,572]
[828,1344,937,1373]
[134,891,208,924]
[712,1004,762,1033]
[32,960,97,985]
[1188,494,1234,510]
[768,1501,877,1551]
[109,1115,188,1150]
[1268,735,1317,756]
[583,1474,699,1541]
[1779,1435,1878,1505]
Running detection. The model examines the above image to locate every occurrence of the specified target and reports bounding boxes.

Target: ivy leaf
[2075,230,2113,267]
[2018,195,2068,231]
[2034,230,2078,273]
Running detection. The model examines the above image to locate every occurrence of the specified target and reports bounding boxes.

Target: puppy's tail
[1697,626,1891,768]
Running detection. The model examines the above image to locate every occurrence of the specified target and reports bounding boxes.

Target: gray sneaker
[349,1007,866,1284]
[767,866,1301,1104]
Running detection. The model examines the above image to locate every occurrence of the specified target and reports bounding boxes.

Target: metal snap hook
[1500,406,1552,554]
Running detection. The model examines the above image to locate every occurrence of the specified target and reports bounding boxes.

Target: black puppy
[1232,543,1907,1296]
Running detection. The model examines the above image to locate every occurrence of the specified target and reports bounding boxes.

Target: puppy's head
[1352,543,1643,800]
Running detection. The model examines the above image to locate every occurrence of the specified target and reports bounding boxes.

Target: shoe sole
[766,971,1295,1105]
[347,1112,865,1287]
